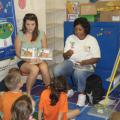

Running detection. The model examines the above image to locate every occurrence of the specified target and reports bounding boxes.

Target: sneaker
[77,94,86,107]
[67,89,74,98]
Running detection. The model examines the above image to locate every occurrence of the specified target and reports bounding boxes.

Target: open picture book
[21,48,53,61]
[73,63,95,72]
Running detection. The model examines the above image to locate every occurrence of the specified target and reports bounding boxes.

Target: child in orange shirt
[11,94,36,120]
[38,76,80,120]
[0,68,23,120]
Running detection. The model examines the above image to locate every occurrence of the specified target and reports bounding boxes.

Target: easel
[104,49,120,106]
[88,49,120,119]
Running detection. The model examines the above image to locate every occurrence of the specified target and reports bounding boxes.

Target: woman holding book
[15,13,51,95]
[38,76,80,120]
[53,17,101,106]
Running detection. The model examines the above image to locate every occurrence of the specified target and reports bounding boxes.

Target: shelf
[53,50,63,56]
[46,0,66,62]
[47,37,64,44]
[46,23,63,29]
[47,36,63,40]
[46,28,64,38]
[46,8,66,13]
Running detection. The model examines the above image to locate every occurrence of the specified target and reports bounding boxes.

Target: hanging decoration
[0,22,14,48]
[0,0,17,60]
[18,0,26,9]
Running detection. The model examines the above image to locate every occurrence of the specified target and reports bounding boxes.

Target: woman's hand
[67,50,74,56]
[76,61,83,66]
[63,49,74,59]
[24,58,42,64]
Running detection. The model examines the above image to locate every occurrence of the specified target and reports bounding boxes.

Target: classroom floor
[22,80,120,120]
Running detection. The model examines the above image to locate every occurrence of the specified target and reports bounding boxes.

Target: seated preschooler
[0,68,23,120]
[11,94,36,120]
[0,68,20,92]
[38,76,80,120]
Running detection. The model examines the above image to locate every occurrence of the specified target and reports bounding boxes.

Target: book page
[73,63,94,71]
[20,48,53,63]
[38,49,53,60]
[21,48,38,59]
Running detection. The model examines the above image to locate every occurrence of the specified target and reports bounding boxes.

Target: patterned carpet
[22,80,120,120]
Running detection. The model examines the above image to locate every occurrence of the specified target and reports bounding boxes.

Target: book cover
[73,63,94,71]
[21,48,53,61]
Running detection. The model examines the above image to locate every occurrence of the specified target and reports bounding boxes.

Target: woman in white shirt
[53,17,101,106]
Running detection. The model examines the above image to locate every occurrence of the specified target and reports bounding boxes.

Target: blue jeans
[53,60,93,92]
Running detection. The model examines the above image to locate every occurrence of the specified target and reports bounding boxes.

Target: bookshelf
[46,0,66,66]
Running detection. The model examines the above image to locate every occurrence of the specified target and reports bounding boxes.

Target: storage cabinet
[46,0,66,67]
[64,21,120,89]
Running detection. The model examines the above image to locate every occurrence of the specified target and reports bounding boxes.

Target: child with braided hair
[38,76,80,120]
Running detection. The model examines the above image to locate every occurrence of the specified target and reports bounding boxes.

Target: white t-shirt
[64,34,101,71]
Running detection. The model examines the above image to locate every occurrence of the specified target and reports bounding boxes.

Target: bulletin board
[0,0,17,60]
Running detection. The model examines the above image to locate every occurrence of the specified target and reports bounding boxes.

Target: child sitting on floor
[0,68,23,120]
[11,94,36,120]
[38,76,80,120]
[0,68,20,92]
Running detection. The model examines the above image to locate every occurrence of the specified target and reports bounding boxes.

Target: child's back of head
[50,76,67,105]
[8,68,20,74]
[4,69,21,91]
[11,94,33,120]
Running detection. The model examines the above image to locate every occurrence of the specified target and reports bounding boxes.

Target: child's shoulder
[0,92,4,99]
[61,92,67,96]
[3,91,22,97]
[41,88,51,96]
[60,92,67,99]
[42,88,50,94]
[0,92,4,95]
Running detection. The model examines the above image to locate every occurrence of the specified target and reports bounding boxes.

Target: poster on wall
[0,0,17,60]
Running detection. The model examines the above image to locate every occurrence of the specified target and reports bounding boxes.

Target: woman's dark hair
[22,13,39,42]
[74,17,90,35]
[50,76,67,106]
[11,94,33,120]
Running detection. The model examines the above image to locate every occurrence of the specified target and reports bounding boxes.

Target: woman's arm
[63,50,74,59]
[41,32,47,48]
[14,35,22,58]
[77,58,100,65]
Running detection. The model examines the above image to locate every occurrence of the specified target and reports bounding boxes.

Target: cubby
[46,0,66,67]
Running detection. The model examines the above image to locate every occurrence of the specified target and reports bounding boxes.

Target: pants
[53,60,93,92]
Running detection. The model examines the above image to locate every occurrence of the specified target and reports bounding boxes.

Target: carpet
[22,80,120,120]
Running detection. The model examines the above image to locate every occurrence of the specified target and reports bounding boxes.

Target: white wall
[14,0,46,32]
